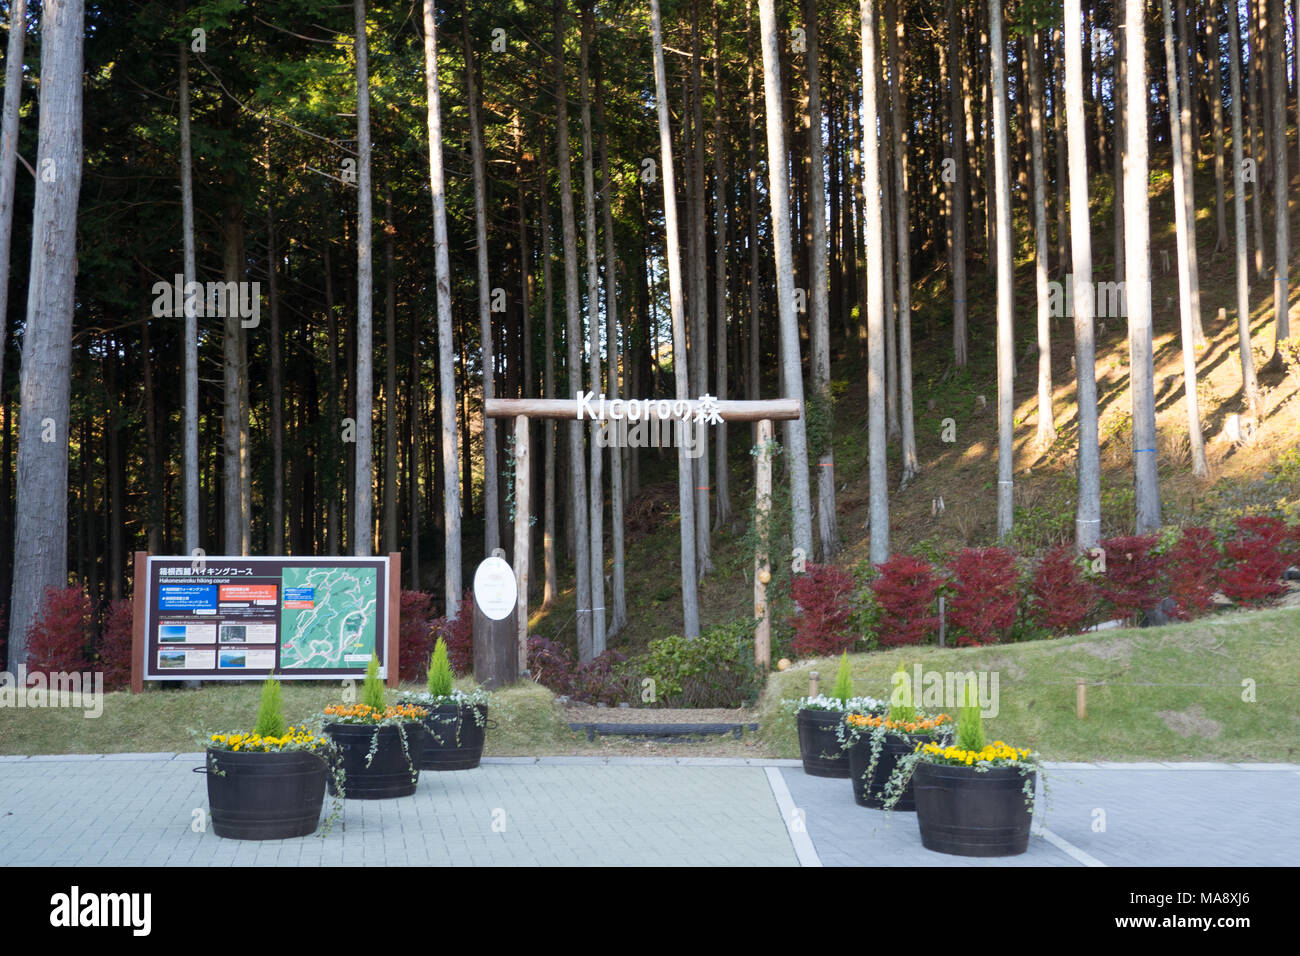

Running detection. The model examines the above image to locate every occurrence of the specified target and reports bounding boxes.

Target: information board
[141,556,390,680]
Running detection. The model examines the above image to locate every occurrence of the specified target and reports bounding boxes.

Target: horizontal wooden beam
[483,397,802,422]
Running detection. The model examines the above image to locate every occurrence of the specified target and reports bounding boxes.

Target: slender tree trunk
[950,0,970,367]
[578,2,606,655]
[593,48,627,637]
[462,13,499,555]
[1268,0,1291,358]
[880,58,899,442]
[409,257,420,586]
[423,0,461,617]
[0,0,23,451]
[1126,0,1163,533]
[383,191,397,553]
[689,0,712,574]
[1029,29,1057,450]
[887,0,917,484]
[991,0,1016,538]
[1162,0,1211,478]
[1113,14,1126,282]
[222,188,246,554]
[1228,0,1264,414]
[1054,27,1070,276]
[556,0,595,656]
[178,36,200,556]
[650,0,700,637]
[1248,0,1268,276]
[7,0,83,670]
[712,6,732,530]
[352,0,375,556]
[860,0,890,564]
[759,0,815,562]
[1176,0,1209,347]
[1209,1,1229,254]
[805,0,838,552]
[268,179,285,554]
[540,135,559,608]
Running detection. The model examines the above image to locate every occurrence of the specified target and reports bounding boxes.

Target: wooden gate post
[754,419,773,670]
[386,553,401,688]
[131,551,148,694]
[512,415,530,678]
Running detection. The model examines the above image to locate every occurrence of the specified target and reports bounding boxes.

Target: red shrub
[96,599,134,691]
[430,589,475,676]
[1220,517,1289,604]
[1165,527,1220,619]
[870,555,943,647]
[527,635,574,695]
[788,563,859,658]
[946,547,1018,647]
[398,590,437,683]
[1030,545,1098,635]
[1098,535,1167,620]
[25,586,94,678]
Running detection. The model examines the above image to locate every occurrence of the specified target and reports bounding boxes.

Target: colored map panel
[278,566,377,669]
[158,585,218,611]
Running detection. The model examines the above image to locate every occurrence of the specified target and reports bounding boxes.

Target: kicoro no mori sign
[141,556,391,680]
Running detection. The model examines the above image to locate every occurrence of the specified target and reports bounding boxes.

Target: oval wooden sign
[473,556,517,622]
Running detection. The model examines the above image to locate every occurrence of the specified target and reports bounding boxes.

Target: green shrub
[955,701,985,752]
[889,662,916,723]
[253,676,287,738]
[829,652,854,703]
[636,618,762,708]
[361,655,386,711]
[426,637,455,697]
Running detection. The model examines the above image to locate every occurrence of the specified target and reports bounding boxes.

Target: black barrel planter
[203,749,328,840]
[797,709,850,778]
[325,723,425,799]
[912,762,1037,857]
[847,732,938,810]
[417,703,488,771]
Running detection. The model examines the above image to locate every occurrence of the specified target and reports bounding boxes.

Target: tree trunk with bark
[1125,0,1163,533]
[1228,0,1264,414]
[650,0,700,637]
[7,0,84,670]
[422,0,461,617]
[1161,0,1210,478]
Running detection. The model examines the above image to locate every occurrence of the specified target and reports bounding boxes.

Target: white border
[142,555,390,680]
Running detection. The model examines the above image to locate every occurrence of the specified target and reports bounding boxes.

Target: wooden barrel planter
[416,703,489,771]
[325,723,425,799]
[797,709,850,778]
[912,762,1037,857]
[847,732,938,810]
[203,749,328,840]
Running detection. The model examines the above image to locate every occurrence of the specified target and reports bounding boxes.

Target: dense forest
[1,0,1297,672]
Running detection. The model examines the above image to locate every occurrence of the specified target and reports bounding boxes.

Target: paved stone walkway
[1,754,1295,866]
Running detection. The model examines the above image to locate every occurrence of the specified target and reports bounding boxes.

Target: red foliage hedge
[1029,545,1097,635]
[1098,535,1167,619]
[25,586,95,677]
[945,547,1018,646]
[1165,527,1220,619]
[1220,517,1290,605]
[398,590,437,682]
[96,599,134,690]
[870,555,942,647]
[431,589,475,676]
[788,563,859,657]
